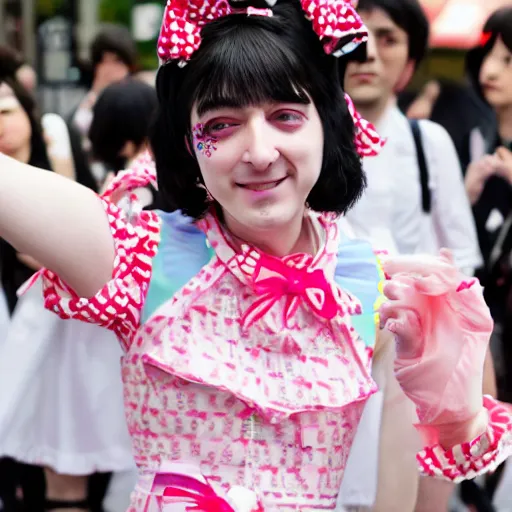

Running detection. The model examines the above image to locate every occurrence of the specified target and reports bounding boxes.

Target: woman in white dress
[0,51,135,511]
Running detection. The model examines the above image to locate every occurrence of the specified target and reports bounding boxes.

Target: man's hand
[379,249,493,448]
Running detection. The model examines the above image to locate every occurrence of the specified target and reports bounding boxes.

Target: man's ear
[394,60,415,92]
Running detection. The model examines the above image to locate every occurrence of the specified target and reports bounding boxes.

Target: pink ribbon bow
[157,0,367,64]
[157,0,274,64]
[242,253,340,328]
[300,0,367,56]
[345,93,386,156]
[145,472,235,512]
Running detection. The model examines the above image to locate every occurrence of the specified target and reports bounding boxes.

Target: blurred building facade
[0,0,96,65]
[0,0,161,115]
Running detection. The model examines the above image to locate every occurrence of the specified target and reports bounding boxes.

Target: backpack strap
[409,119,431,214]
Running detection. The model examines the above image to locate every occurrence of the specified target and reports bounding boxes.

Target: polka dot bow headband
[157,0,385,156]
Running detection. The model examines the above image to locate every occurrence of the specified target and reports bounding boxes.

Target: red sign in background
[420,0,510,48]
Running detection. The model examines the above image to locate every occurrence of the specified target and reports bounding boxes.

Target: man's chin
[240,205,298,233]
[344,87,384,107]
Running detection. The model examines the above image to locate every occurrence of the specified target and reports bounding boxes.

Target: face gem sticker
[192,123,217,158]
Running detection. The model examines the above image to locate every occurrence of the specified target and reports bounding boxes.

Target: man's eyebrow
[196,99,248,118]
[373,27,398,37]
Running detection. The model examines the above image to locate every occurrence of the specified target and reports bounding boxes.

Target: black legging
[0,458,112,511]
[0,458,45,512]
[460,478,496,512]
[88,472,112,512]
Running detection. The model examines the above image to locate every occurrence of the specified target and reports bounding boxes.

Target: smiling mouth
[237,177,287,191]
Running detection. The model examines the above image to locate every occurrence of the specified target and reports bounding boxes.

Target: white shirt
[345,106,482,271]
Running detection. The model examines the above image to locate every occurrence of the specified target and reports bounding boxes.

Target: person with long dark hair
[464,6,512,413]
[0,46,51,512]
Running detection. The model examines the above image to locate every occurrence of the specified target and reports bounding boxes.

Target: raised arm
[0,153,115,297]
[371,330,420,512]
[380,251,512,482]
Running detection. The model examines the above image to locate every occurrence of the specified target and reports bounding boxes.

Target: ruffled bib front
[138,211,377,424]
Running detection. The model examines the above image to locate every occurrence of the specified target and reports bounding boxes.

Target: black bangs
[181,15,312,118]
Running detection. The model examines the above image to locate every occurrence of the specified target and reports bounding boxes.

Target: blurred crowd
[0,1,511,511]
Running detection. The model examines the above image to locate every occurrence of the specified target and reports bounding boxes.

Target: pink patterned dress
[30,175,512,510]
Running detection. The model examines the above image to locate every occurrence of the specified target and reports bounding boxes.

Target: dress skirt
[0,281,135,475]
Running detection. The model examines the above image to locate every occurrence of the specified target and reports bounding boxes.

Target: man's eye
[208,122,231,132]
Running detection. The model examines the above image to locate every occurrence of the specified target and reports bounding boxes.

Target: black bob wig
[150,0,367,219]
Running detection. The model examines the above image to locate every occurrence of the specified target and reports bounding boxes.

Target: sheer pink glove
[379,249,493,446]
